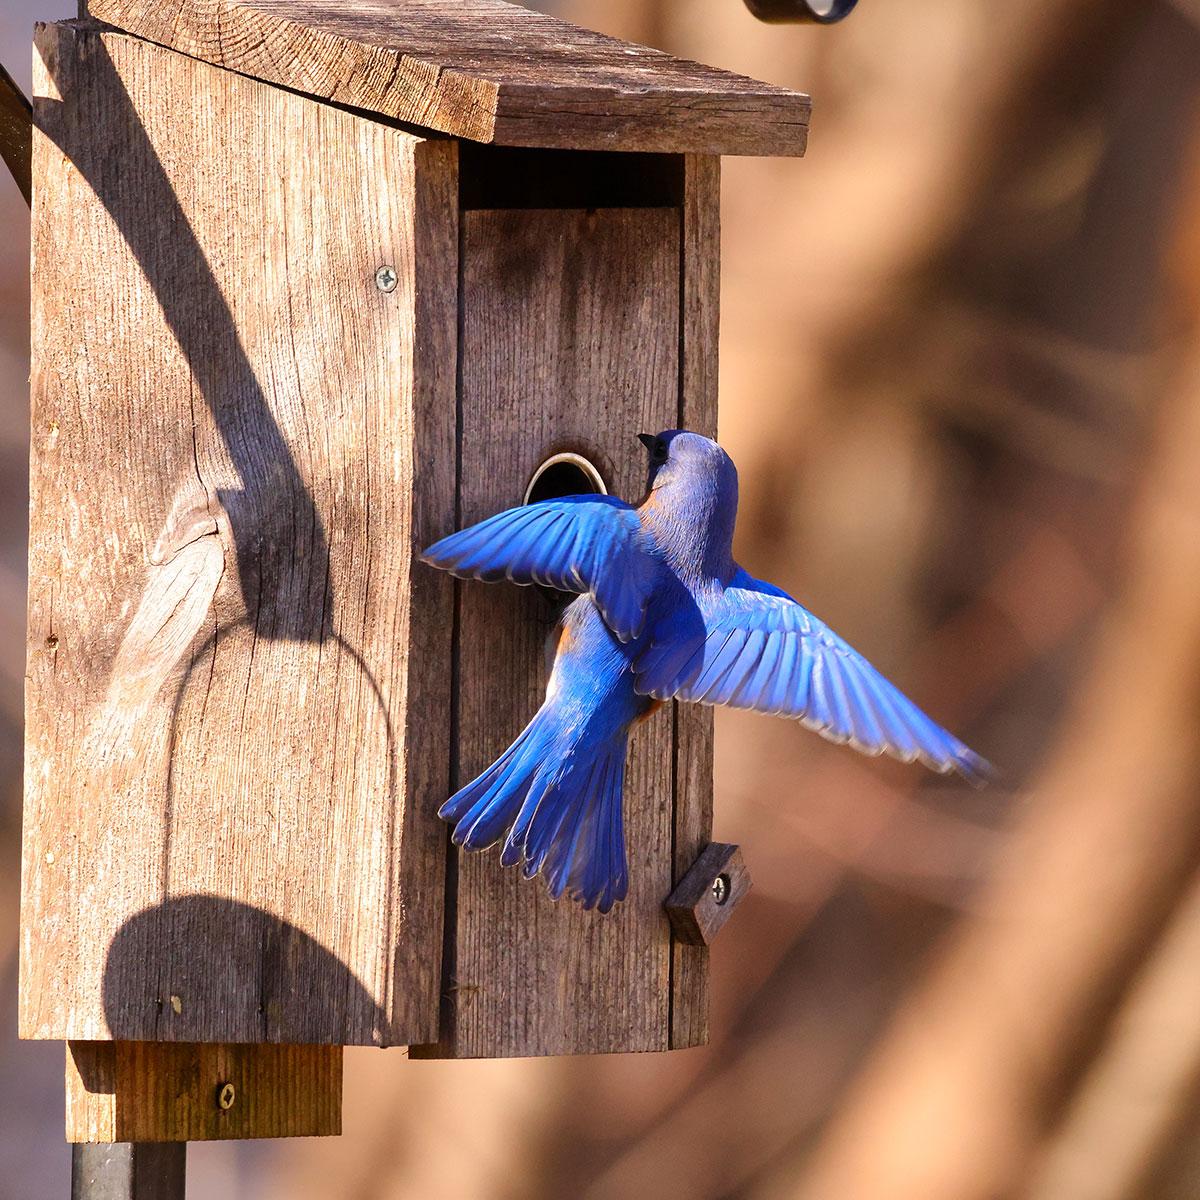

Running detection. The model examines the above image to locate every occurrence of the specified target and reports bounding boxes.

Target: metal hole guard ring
[523,451,608,505]
[743,0,858,22]
[665,843,752,946]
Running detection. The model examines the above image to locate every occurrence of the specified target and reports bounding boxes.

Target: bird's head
[638,430,738,501]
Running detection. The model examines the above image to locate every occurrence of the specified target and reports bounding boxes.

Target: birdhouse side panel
[20,25,455,1047]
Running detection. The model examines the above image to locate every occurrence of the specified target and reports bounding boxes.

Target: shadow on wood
[36,27,330,645]
[100,894,393,1044]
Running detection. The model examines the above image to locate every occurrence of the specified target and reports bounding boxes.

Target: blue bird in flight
[422,431,990,913]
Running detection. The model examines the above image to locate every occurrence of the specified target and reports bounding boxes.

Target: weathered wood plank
[670,153,720,1049]
[423,207,681,1057]
[21,25,457,1047]
[66,1042,341,1141]
[86,0,810,157]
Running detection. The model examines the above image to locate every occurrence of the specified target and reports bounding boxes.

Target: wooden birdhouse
[20,0,810,1149]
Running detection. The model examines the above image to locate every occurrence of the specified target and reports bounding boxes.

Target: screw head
[711,873,730,906]
[375,264,398,293]
[216,1082,236,1111]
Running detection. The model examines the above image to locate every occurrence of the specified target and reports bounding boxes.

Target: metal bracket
[665,842,752,945]
[743,0,859,23]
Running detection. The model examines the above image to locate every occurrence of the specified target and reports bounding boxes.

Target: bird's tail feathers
[441,709,629,913]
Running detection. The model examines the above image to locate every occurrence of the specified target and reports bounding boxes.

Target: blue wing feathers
[422,496,659,643]
[730,630,773,709]
[841,659,888,753]
[763,633,795,715]
[833,658,866,745]
[789,638,815,718]
[689,630,741,702]
[871,683,920,760]
[807,655,837,735]
[705,628,768,706]
[635,568,991,783]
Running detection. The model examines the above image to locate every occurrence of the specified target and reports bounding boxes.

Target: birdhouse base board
[66,1042,342,1142]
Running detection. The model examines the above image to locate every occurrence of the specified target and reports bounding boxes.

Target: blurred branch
[1023,867,1200,1200]
[795,308,1200,1200]
[1166,0,1200,29]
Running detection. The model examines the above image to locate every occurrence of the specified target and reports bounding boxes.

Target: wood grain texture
[86,0,810,157]
[670,154,720,1049]
[21,25,457,1047]
[665,842,751,946]
[424,207,681,1057]
[66,1041,341,1141]
[0,61,31,205]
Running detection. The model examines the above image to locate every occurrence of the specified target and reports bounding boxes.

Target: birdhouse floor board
[66,1042,342,1142]
[85,0,810,157]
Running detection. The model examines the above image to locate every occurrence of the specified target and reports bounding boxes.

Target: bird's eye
[652,439,668,464]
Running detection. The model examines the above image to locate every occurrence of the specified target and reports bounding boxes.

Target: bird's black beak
[637,433,656,451]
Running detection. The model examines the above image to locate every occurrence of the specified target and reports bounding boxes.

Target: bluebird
[422,431,989,913]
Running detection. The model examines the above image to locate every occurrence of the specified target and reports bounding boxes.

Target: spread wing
[421,495,660,642]
[635,569,990,782]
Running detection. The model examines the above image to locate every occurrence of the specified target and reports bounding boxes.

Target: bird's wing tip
[957,750,998,789]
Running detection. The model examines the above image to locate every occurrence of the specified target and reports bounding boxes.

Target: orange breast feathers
[555,621,577,655]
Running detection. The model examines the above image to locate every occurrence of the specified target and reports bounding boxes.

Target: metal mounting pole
[71,1144,186,1200]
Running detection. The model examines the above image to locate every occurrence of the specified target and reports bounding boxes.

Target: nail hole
[523,452,607,506]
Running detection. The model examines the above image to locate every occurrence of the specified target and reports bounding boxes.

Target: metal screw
[711,874,730,906]
[216,1082,236,1111]
[374,264,398,293]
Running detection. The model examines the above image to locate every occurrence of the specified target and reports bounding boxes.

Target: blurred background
[4,0,1200,1196]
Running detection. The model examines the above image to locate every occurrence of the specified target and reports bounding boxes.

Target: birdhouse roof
[86,0,811,156]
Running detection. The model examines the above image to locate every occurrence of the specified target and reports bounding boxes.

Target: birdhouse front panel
[433,205,684,1057]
